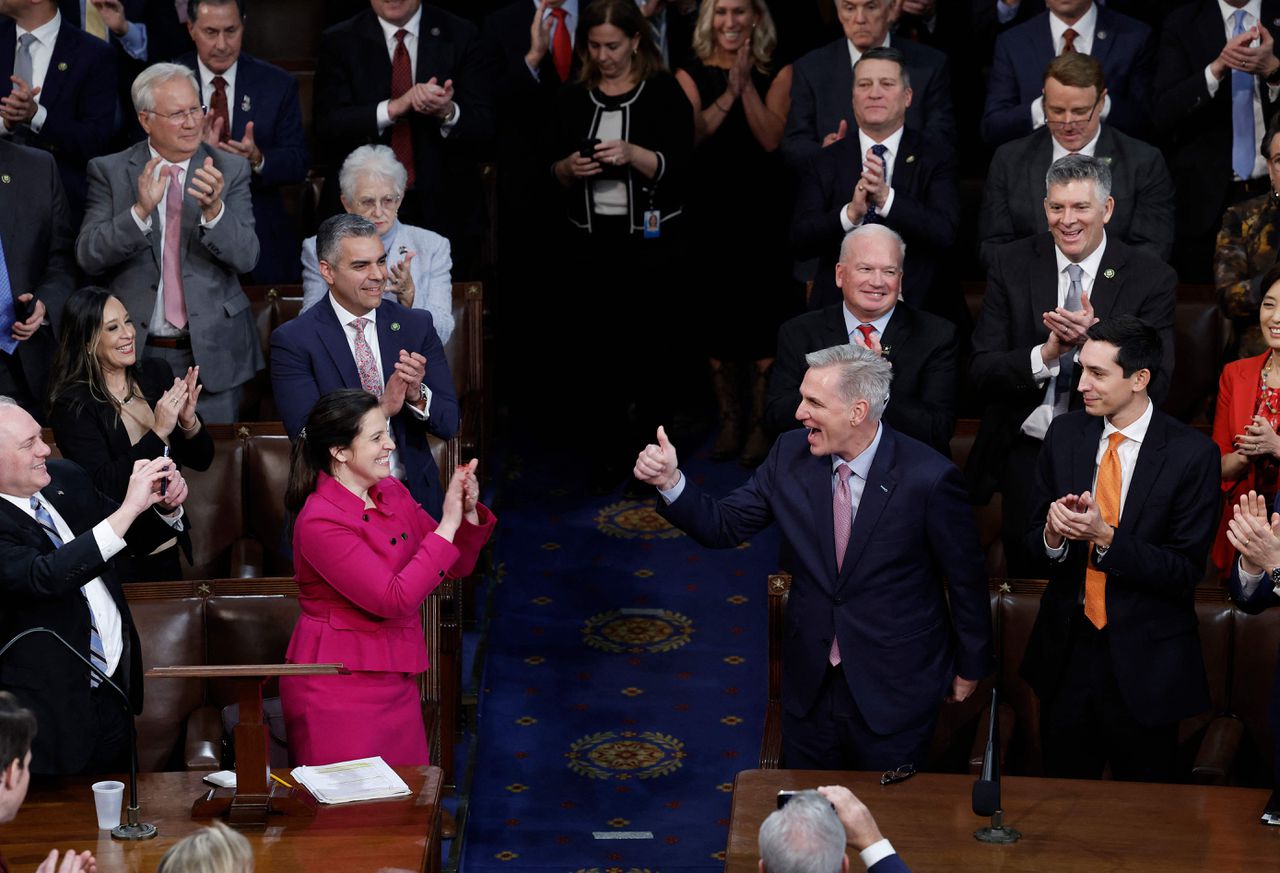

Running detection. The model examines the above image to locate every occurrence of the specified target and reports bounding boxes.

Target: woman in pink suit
[279,389,494,766]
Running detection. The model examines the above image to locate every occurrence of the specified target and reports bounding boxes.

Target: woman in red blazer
[279,390,494,766]
[1214,267,1280,576]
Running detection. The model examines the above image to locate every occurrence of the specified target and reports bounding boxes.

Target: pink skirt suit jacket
[280,471,495,766]
[1212,352,1269,574]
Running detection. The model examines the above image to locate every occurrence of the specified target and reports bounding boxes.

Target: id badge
[643,209,661,239]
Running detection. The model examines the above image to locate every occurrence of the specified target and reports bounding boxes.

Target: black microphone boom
[972,686,1020,844]
[0,626,157,840]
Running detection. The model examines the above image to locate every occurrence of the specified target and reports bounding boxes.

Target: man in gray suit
[75,62,259,423]
[979,51,1174,271]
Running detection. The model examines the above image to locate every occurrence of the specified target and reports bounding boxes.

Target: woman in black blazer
[551,0,694,490]
[48,287,213,582]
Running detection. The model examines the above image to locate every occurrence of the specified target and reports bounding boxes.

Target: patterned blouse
[1216,191,1280,359]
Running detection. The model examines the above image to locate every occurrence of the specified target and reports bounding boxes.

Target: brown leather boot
[711,361,742,460]
[739,363,771,467]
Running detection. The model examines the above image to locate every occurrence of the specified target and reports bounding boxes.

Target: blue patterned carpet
[461,442,780,872]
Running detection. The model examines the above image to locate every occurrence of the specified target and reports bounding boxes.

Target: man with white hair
[76,61,260,424]
[635,343,992,771]
[758,787,910,873]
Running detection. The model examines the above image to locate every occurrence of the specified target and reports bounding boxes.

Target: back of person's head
[1085,315,1163,381]
[315,213,380,269]
[577,0,665,86]
[48,286,134,412]
[0,692,35,776]
[758,791,847,873]
[690,0,778,71]
[155,821,253,873]
[284,388,380,515]
[1043,50,1104,92]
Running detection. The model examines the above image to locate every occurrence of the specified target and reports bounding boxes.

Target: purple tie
[830,464,854,666]
[162,165,188,329]
[350,317,383,396]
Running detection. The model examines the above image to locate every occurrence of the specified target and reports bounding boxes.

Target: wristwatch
[1269,566,1280,589]
[418,382,429,405]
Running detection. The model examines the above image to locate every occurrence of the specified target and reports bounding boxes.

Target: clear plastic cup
[91,780,124,830]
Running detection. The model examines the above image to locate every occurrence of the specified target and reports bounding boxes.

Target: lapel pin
[56,61,67,71]
[240,94,251,112]
[879,484,889,493]
[1,175,10,184]
[430,26,440,36]
[390,321,401,331]
[1102,156,1113,164]
[1103,268,1116,279]
[1097,30,1107,40]
[904,154,915,164]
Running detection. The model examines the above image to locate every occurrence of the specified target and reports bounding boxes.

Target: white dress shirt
[1206,0,1278,180]
[845,32,891,69]
[1045,396,1153,559]
[1051,125,1101,161]
[0,11,61,137]
[1030,4,1113,127]
[326,293,432,482]
[197,57,238,132]
[1021,235,1108,440]
[374,6,460,136]
[842,304,896,343]
[838,126,905,232]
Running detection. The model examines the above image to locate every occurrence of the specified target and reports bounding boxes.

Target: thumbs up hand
[633,425,681,491]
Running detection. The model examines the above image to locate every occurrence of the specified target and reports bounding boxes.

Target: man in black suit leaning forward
[635,344,992,770]
[1023,317,1218,781]
[0,397,188,775]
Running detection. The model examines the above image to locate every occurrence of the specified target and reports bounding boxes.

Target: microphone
[972,686,1020,844]
[0,627,157,840]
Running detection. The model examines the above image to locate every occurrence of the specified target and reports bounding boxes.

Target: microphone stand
[972,686,1020,844]
[0,627,157,840]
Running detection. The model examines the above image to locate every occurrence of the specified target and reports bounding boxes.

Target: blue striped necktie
[30,496,108,687]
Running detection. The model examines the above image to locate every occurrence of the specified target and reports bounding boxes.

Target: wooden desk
[2,767,443,873]
[727,769,1280,872]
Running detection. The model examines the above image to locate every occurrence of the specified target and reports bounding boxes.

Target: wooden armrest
[1192,715,1244,785]
[184,705,223,770]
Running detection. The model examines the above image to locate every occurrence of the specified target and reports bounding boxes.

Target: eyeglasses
[353,195,403,213]
[151,105,207,124]
[1044,101,1100,128]
[880,763,916,786]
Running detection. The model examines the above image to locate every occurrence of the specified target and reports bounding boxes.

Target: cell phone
[776,790,799,809]
[160,446,171,497]
[579,137,601,159]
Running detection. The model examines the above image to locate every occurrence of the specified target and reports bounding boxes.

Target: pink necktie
[830,464,854,666]
[162,165,188,329]
[350,317,383,396]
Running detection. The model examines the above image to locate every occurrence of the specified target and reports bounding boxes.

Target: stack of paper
[290,756,412,804]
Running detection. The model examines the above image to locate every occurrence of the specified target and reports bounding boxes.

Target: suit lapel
[0,22,13,84]
[34,21,73,110]
[1090,8,1115,67]
[838,426,897,589]
[892,129,920,196]
[1090,238,1126,318]
[1031,16,1055,63]
[1118,408,1166,536]
[804,450,838,591]
[827,39,854,128]
[315,301,365,389]
[0,494,47,550]
[375,306,403,383]
[879,304,912,352]
[1032,234,1060,326]
[126,143,164,269]
[231,56,253,141]
[1072,414,1103,497]
[358,11,393,84]
[821,303,849,346]
[1030,131,1053,234]
[179,144,211,264]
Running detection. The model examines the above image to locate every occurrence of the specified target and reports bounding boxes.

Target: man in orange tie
[1021,315,1220,781]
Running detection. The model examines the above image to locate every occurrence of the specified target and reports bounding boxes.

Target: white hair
[339,145,409,201]
[131,63,199,114]
[804,343,893,421]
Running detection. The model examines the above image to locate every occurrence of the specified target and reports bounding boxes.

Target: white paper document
[290,756,412,804]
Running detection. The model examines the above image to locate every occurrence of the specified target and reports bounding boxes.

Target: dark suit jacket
[981,6,1155,146]
[269,297,459,516]
[0,460,178,773]
[868,855,911,873]
[791,128,959,314]
[765,303,959,455]
[979,124,1175,268]
[0,139,75,418]
[0,16,116,215]
[178,51,310,284]
[1154,0,1280,239]
[966,233,1176,502]
[1020,408,1217,726]
[659,426,993,735]
[314,6,496,233]
[781,36,955,168]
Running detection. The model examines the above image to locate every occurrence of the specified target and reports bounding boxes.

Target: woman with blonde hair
[155,821,252,873]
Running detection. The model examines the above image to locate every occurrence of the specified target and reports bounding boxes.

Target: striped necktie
[30,496,108,687]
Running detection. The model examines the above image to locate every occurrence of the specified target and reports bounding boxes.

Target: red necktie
[209,75,230,143]
[1061,28,1078,54]
[390,28,416,187]
[550,7,572,82]
[856,324,876,347]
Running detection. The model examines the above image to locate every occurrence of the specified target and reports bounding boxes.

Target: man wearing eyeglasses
[791,46,959,322]
[75,62,260,424]
[979,52,1174,271]
[967,154,1176,578]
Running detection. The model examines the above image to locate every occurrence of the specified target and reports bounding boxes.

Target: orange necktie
[1062,27,1078,54]
[1085,431,1125,629]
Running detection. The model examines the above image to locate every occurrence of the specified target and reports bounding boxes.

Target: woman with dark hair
[1213,265,1280,576]
[551,0,694,489]
[676,0,797,465]
[279,389,494,766]
[47,287,212,582]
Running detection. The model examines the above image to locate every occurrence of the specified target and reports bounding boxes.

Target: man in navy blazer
[0,0,116,219]
[791,47,959,319]
[780,0,954,168]
[982,0,1154,146]
[271,214,458,516]
[178,0,309,284]
[1022,317,1218,780]
[635,343,992,770]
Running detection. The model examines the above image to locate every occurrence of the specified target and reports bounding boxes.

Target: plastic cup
[91,780,124,830]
